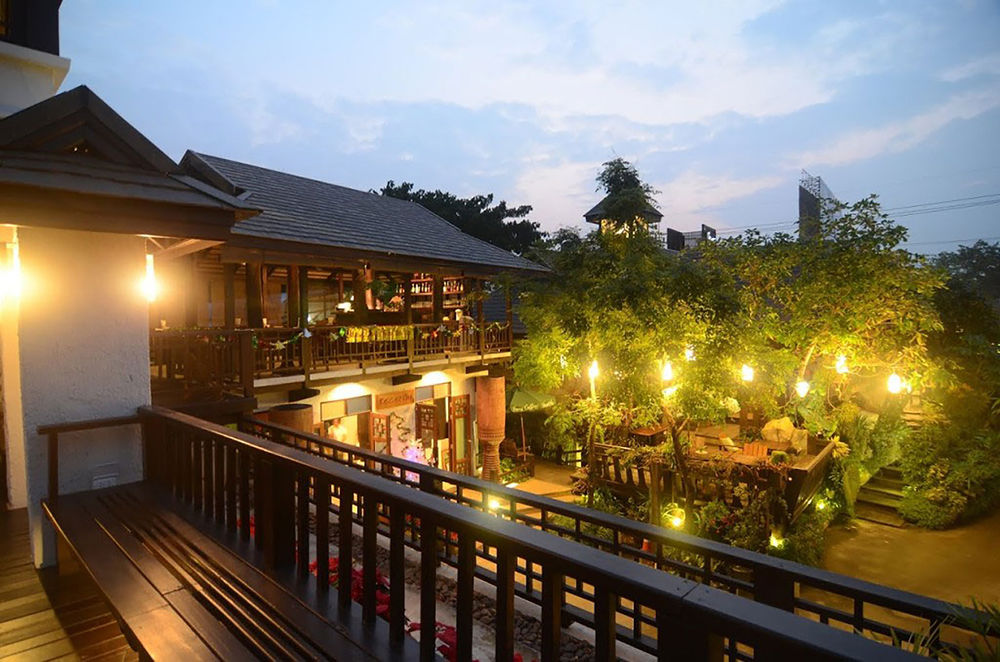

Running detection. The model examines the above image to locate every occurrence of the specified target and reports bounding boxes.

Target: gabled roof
[0,86,257,238]
[183,151,548,274]
[583,193,663,225]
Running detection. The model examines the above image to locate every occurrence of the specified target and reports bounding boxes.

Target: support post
[432,275,444,322]
[476,279,485,356]
[298,266,310,327]
[404,274,414,324]
[184,254,199,327]
[353,268,368,323]
[223,263,236,328]
[650,462,662,527]
[287,265,300,328]
[245,261,264,328]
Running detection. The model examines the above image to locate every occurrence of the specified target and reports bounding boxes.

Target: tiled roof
[583,193,662,224]
[186,152,547,274]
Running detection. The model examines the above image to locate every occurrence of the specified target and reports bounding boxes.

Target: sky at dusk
[60,1,1000,252]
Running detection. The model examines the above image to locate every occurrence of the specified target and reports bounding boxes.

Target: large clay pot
[268,403,313,433]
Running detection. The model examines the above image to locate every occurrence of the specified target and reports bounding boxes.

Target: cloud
[514,159,597,231]
[655,171,785,230]
[940,53,1000,82]
[790,88,1000,168]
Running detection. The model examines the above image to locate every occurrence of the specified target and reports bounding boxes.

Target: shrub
[898,424,1000,528]
[770,508,834,566]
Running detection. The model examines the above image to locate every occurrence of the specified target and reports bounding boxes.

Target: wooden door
[416,403,439,467]
[449,395,471,476]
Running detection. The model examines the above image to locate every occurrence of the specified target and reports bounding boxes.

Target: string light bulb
[684,346,695,361]
[795,380,810,398]
[588,359,599,380]
[661,360,674,382]
[887,372,903,394]
[741,364,755,382]
[835,355,849,374]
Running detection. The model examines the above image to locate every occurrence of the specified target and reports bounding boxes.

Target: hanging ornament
[274,339,287,351]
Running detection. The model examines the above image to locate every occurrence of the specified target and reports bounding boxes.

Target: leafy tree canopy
[595,158,660,231]
[378,181,544,254]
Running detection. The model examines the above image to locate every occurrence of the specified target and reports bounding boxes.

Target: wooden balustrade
[151,322,512,391]
[138,407,918,661]
[240,416,987,658]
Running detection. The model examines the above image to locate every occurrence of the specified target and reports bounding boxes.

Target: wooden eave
[219,235,538,278]
[0,182,239,241]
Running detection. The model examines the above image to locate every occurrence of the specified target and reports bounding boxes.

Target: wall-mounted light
[140,253,158,302]
[1,239,23,301]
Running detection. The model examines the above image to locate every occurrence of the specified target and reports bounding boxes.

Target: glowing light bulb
[588,359,599,381]
[741,364,755,382]
[887,373,903,394]
[488,498,501,511]
[671,516,683,528]
[661,360,674,382]
[684,346,695,361]
[835,355,849,374]
[795,380,810,398]
[140,253,158,302]
[816,500,827,511]
[769,534,785,549]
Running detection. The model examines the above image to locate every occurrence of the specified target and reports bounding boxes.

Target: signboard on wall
[376,390,415,410]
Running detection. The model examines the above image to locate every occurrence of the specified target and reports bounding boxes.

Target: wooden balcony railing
[141,406,917,661]
[240,416,989,658]
[150,321,512,392]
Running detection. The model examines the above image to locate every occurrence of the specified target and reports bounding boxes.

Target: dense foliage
[378,180,544,254]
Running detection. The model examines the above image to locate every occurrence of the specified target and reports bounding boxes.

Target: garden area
[510,159,1000,570]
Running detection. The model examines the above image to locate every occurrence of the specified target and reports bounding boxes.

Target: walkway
[0,508,137,661]
[823,509,1000,606]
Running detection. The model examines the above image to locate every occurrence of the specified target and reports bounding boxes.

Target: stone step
[856,487,902,509]
[878,465,904,482]
[861,480,905,498]
[854,501,907,528]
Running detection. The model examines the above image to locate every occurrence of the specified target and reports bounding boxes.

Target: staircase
[855,465,907,527]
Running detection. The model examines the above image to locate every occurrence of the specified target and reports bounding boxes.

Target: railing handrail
[141,405,917,660]
[245,417,977,627]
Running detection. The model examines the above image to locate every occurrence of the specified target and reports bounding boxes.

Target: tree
[594,157,660,232]
[695,196,946,434]
[378,181,544,254]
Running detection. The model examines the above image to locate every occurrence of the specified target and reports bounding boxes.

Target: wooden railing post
[649,462,662,527]
[754,565,796,611]
[238,330,254,397]
[541,566,564,660]
[258,457,295,570]
[47,432,59,502]
[302,332,313,382]
[658,611,724,661]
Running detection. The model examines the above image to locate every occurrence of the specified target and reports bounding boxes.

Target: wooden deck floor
[0,508,138,661]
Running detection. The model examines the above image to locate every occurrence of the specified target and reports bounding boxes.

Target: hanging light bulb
[887,372,903,394]
[741,364,755,382]
[835,355,849,374]
[661,360,674,382]
[588,359,599,380]
[140,253,158,302]
[684,345,695,361]
[795,380,810,398]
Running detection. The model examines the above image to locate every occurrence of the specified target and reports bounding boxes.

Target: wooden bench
[39,417,408,661]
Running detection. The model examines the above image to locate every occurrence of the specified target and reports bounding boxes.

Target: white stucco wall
[0,40,70,117]
[13,228,150,566]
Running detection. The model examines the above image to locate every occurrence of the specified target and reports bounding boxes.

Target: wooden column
[476,375,506,482]
[404,274,414,324]
[245,261,264,328]
[184,255,199,327]
[364,266,375,311]
[352,268,369,323]
[505,288,514,346]
[476,279,486,356]
[298,266,310,327]
[223,263,236,328]
[432,275,444,322]
[287,266,300,327]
